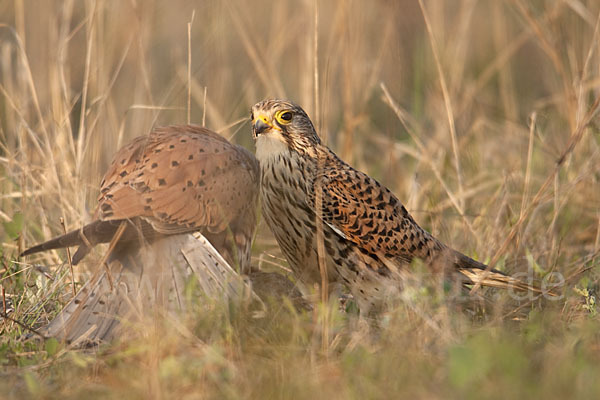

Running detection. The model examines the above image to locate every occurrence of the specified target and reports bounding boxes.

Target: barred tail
[453,251,546,294]
[41,233,256,345]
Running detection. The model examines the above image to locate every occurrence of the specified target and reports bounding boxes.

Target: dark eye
[250,112,254,121]
[275,110,293,125]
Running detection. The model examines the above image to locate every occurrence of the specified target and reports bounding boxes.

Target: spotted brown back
[97,125,258,235]
[22,125,259,271]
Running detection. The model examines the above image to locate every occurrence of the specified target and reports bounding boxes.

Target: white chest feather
[254,134,289,162]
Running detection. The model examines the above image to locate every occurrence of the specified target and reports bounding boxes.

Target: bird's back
[22,125,260,271]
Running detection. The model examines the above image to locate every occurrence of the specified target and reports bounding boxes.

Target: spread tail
[41,233,256,345]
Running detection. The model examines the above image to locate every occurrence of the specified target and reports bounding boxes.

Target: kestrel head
[251,99,321,159]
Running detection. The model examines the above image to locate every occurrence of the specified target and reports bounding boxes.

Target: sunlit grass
[1,0,600,398]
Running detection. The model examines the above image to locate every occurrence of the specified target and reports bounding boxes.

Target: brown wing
[97,125,259,235]
[316,157,444,265]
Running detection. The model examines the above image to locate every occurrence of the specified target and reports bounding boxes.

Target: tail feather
[457,267,543,293]
[42,263,126,343]
[452,251,545,294]
[42,233,256,345]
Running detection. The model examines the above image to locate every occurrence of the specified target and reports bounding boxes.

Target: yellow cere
[254,113,281,132]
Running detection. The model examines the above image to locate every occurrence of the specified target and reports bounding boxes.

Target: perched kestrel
[22,125,259,272]
[251,99,537,313]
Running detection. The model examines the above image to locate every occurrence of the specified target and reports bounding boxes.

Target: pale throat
[254,132,289,162]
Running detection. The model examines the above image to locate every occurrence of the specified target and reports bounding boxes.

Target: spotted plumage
[251,99,539,313]
[22,125,259,272]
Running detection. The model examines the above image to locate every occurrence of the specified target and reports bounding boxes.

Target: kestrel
[251,99,538,313]
[20,125,260,343]
[22,125,259,273]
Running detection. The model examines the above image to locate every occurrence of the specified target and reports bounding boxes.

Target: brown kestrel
[251,99,539,313]
[22,125,259,272]
[20,125,260,343]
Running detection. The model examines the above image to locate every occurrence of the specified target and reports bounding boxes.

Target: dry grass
[1,0,600,398]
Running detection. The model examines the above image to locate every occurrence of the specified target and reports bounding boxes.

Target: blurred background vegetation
[1,0,599,398]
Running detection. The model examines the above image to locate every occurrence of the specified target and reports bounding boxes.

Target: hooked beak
[253,117,271,138]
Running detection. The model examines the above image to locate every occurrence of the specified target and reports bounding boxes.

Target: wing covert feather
[96,125,258,235]
[317,165,443,264]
